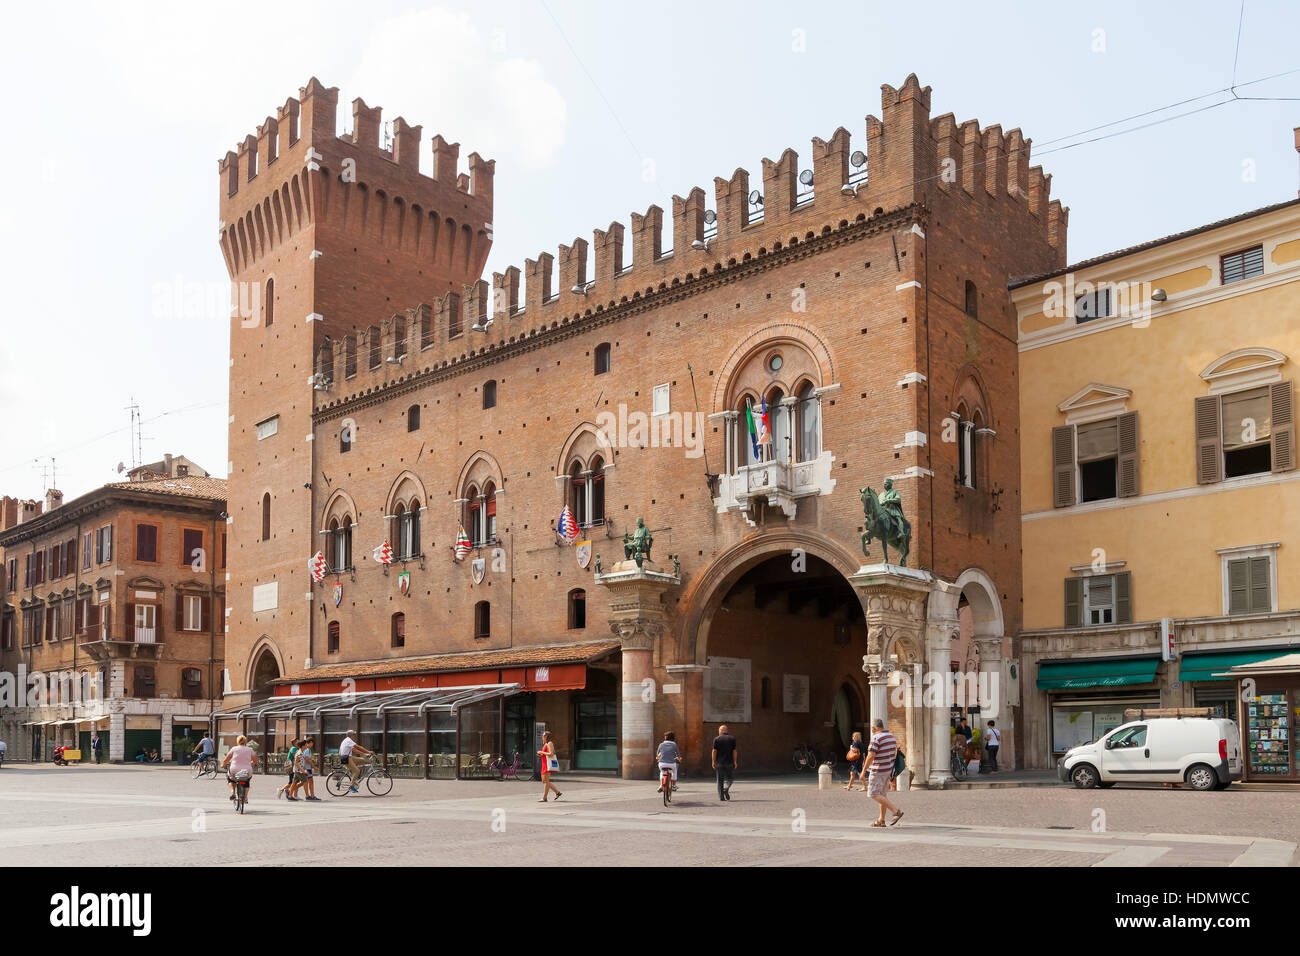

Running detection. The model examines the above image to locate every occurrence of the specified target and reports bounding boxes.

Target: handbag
[546,754,560,773]
[847,746,861,762]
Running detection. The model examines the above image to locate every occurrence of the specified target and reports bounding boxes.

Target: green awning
[1178,650,1295,683]
[1037,657,1160,690]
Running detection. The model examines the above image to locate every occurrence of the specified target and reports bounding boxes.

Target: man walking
[91,732,102,764]
[985,720,1001,773]
[711,725,738,802]
[867,718,902,827]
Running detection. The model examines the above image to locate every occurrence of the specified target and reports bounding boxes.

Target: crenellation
[392,117,422,171]
[1006,129,1029,202]
[464,280,489,333]
[761,148,799,225]
[811,127,851,197]
[468,152,495,202]
[593,222,625,280]
[714,168,751,237]
[982,124,1006,198]
[492,266,521,318]
[960,119,983,197]
[431,135,460,184]
[930,113,961,193]
[351,97,383,151]
[525,252,554,313]
[257,116,279,170]
[558,238,589,295]
[276,96,300,156]
[299,77,340,145]
[240,134,258,184]
[630,204,664,266]
[672,187,707,255]
[1027,165,1049,217]
[1047,199,1068,253]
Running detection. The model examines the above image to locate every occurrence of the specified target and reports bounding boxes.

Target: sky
[1,0,1297,502]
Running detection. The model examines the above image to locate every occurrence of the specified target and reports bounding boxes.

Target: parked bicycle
[950,743,969,780]
[488,751,531,781]
[326,755,393,796]
[793,742,819,772]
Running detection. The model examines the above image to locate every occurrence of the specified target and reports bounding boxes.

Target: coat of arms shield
[332,583,343,607]
[575,540,591,569]
[471,557,486,585]
[398,571,410,596]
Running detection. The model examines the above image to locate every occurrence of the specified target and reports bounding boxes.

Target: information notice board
[703,657,751,723]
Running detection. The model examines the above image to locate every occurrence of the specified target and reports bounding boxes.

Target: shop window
[568,589,586,629]
[474,601,490,640]
[391,612,405,649]
[328,620,340,653]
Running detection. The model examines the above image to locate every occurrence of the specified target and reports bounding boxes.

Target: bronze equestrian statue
[860,477,912,567]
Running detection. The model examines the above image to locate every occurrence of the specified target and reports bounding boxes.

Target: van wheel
[1071,764,1099,789]
[1185,764,1217,791]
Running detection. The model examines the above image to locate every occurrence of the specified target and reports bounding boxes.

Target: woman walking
[845,731,867,791]
[277,738,300,799]
[537,730,562,803]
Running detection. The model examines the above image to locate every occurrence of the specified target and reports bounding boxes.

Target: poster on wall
[783,674,810,713]
[703,657,752,723]
[1052,708,1094,752]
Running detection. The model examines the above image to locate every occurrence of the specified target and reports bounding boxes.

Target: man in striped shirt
[867,718,903,827]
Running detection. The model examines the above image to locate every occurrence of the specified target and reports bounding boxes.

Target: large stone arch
[675,528,861,666]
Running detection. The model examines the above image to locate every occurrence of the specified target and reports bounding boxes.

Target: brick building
[0,474,226,762]
[218,75,1067,782]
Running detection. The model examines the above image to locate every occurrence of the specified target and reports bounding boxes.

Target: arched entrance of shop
[685,544,869,773]
[249,645,281,702]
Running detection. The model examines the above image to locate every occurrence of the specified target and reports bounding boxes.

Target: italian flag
[745,398,771,458]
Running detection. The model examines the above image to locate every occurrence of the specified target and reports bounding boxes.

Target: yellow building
[1012,172,1300,777]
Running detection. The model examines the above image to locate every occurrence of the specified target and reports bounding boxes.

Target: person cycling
[222,734,259,803]
[656,731,681,794]
[338,729,374,793]
[191,732,216,770]
[0,738,7,768]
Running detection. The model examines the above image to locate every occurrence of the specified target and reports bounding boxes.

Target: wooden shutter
[1116,411,1138,496]
[200,596,211,633]
[175,592,186,631]
[1195,395,1222,483]
[125,602,135,641]
[1052,425,1075,508]
[1063,577,1082,627]
[155,603,163,643]
[1114,571,1132,624]
[1227,558,1249,614]
[1249,556,1272,613]
[75,600,84,635]
[104,525,112,561]
[1271,381,1295,473]
[95,528,103,564]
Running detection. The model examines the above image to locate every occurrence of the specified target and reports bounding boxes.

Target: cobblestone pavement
[1,765,1296,866]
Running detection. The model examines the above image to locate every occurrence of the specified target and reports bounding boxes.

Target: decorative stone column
[665,663,706,775]
[850,563,939,786]
[924,582,961,788]
[596,556,681,780]
[973,634,1005,769]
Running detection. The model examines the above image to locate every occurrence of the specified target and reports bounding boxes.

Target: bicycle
[326,755,394,796]
[793,742,819,772]
[230,769,252,813]
[488,751,528,781]
[191,754,219,779]
[950,744,969,780]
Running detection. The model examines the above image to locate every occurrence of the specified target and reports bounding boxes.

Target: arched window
[261,493,271,541]
[407,404,420,432]
[397,499,421,559]
[594,343,611,376]
[483,380,497,410]
[767,387,790,463]
[466,484,483,547]
[340,424,352,454]
[474,600,490,640]
[569,462,587,527]
[368,325,382,369]
[589,457,606,526]
[957,404,979,489]
[330,516,353,571]
[391,612,405,648]
[797,381,820,462]
[327,620,340,653]
[483,482,497,543]
[568,588,586,629]
[264,278,274,327]
[964,280,978,319]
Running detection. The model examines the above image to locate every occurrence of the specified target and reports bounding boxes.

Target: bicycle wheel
[235,786,246,814]
[326,770,352,796]
[366,769,393,796]
[191,761,204,780]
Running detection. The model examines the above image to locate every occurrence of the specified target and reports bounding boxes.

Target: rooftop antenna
[125,399,143,471]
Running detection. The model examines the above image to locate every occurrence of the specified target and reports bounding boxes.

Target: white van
[1057,717,1242,791]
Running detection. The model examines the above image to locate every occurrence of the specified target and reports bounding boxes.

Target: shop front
[1177,648,1299,723]
[1222,653,1300,782]
[1036,656,1162,757]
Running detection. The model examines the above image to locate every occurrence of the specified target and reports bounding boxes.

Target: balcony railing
[134,627,157,644]
[713,450,836,522]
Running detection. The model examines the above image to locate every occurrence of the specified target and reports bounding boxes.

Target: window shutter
[1114,571,1132,624]
[105,525,112,561]
[1117,411,1139,497]
[1195,396,1222,484]
[95,529,103,564]
[1064,577,1082,627]
[1249,556,1271,613]
[125,602,135,640]
[201,596,211,633]
[175,592,185,630]
[155,604,163,643]
[1227,558,1249,614]
[1271,381,1294,473]
[1052,425,1075,508]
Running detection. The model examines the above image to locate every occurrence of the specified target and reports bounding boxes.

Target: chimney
[164,453,174,476]
[45,489,64,513]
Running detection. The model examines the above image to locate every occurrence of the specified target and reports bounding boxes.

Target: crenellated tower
[219,77,494,701]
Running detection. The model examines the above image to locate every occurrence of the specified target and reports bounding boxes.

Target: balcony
[134,626,157,644]
[713,450,837,524]
[78,629,164,663]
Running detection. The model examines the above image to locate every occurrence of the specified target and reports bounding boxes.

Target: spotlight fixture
[748,189,763,207]
[471,315,494,333]
[798,169,814,187]
[386,355,405,366]
[571,283,589,296]
[842,150,868,197]
[1150,288,1167,302]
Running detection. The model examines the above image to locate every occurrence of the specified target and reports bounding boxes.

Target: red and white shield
[575,540,591,569]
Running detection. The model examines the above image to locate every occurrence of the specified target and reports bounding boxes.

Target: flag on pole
[454,525,472,561]
[309,551,327,583]
[556,505,579,543]
[372,540,393,565]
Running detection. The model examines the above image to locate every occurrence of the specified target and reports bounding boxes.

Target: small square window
[1221,246,1264,285]
[1074,288,1112,323]
[652,383,670,417]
